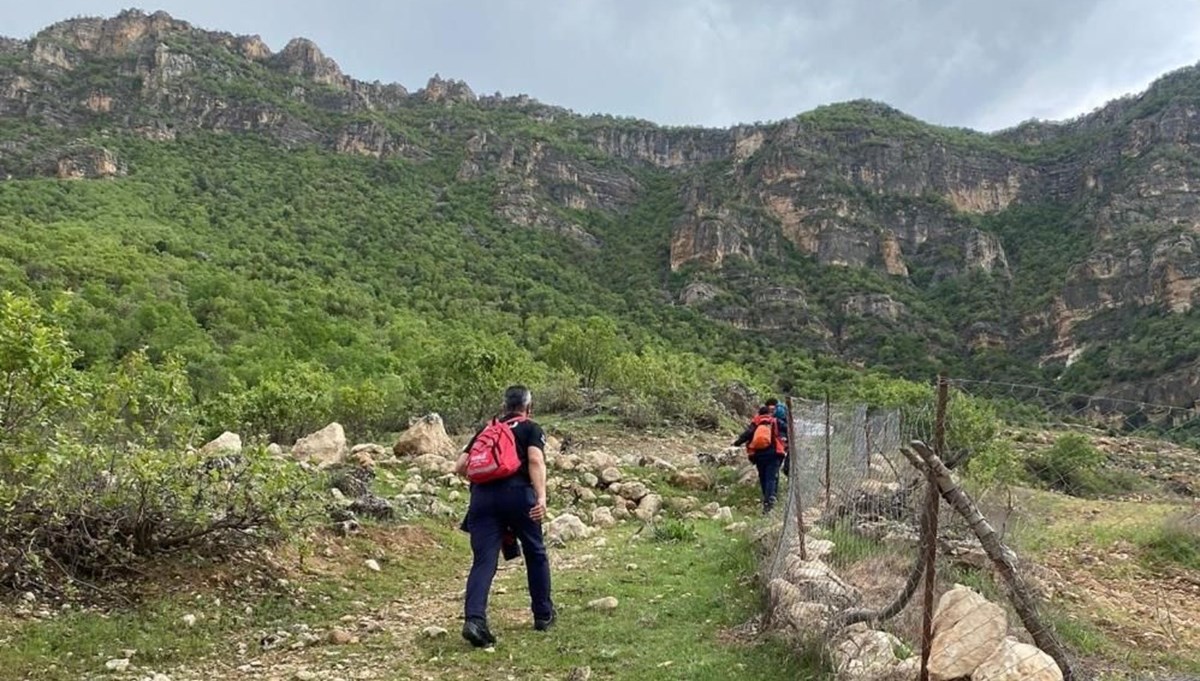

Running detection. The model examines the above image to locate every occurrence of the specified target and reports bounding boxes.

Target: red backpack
[465,417,526,484]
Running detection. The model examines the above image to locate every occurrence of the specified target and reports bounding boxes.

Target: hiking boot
[533,608,557,631]
[462,618,496,648]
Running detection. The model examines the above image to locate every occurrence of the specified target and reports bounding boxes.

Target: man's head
[758,405,770,415]
[503,385,533,415]
[765,398,778,408]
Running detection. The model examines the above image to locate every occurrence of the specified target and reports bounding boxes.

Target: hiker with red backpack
[454,385,555,648]
[733,405,786,514]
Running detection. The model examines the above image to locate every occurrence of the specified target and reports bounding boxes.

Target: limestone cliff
[4,10,1200,403]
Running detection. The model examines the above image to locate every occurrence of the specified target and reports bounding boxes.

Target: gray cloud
[3,0,1199,130]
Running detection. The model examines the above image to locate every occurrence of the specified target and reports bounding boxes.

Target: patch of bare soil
[1044,546,1200,656]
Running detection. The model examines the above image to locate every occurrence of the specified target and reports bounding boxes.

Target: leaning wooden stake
[908,440,1077,681]
[786,397,807,561]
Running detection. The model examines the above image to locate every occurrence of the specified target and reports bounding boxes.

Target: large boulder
[972,637,1062,681]
[546,513,592,546]
[200,431,242,456]
[392,413,455,458]
[928,585,1007,680]
[292,423,347,468]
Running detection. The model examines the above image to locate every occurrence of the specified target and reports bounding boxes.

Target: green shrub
[1026,433,1109,496]
[0,295,319,595]
[532,369,586,414]
[652,519,699,544]
[961,438,1024,489]
[1141,512,1200,572]
[0,443,316,594]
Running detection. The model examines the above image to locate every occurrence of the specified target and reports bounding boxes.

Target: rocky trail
[2,414,1198,681]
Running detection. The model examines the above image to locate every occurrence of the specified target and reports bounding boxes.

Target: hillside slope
[2,9,1200,406]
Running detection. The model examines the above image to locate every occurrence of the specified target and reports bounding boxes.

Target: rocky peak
[36,9,189,58]
[272,38,347,89]
[420,74,476,104]
[236,35,272,62]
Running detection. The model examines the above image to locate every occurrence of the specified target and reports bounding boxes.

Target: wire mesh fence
[757,379,1200,681]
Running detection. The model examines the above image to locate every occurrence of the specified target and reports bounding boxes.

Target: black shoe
[533,608,557,631]
[462,618,496,648]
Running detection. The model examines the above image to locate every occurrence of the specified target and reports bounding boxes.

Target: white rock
[928,585,1008,680]
[364,559,382,573]
[422,626,449,638]
[973,637,1063,681]
[714,506,733,522]
[591,507,617,528]
[547,513,592,546]
[834,628,906,680]
[583,451,621,472]
[581,472,600,488]
[634,493,663,521]
[266,443,285,457]
[182,613,197,627]
[618,481,649,502]
[392,414,455,457]
[780,555,860,604]
[200,431,242,456]
[105,658,130,672]
[292,422,347,468]
[599,467,623,484]
[588,596,619,612]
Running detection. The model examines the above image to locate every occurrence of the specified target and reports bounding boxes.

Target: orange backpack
[748,418,775,450]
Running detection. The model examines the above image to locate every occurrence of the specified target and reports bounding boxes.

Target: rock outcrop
[292,422,348,468]
[392,414,456,458]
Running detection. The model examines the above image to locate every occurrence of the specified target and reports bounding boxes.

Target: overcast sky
[3,0,1200,131]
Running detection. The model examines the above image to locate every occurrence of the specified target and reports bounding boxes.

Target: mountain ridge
[3,9,1200,411]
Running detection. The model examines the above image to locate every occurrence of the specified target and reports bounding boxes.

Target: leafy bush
[652,519,699,544]
[1026,433,1107,496]
[962,438,1024,489]
[0,295,319,595]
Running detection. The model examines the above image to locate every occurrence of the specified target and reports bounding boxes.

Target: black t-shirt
[464,414,546,485]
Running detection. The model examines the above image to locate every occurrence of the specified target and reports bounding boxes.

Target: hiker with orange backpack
[733,405,787,514]
[454,385,555,648]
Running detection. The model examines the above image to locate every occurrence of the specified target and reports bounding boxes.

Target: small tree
[0,293,79,456]
[545,317,621,391]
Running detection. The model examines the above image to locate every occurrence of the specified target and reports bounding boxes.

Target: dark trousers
[753,452,783,511]
[464,480,553,622]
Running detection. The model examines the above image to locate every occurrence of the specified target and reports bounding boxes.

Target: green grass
[1139,513,1200,572]
[0,515,828,681]
[420,522,829,680]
